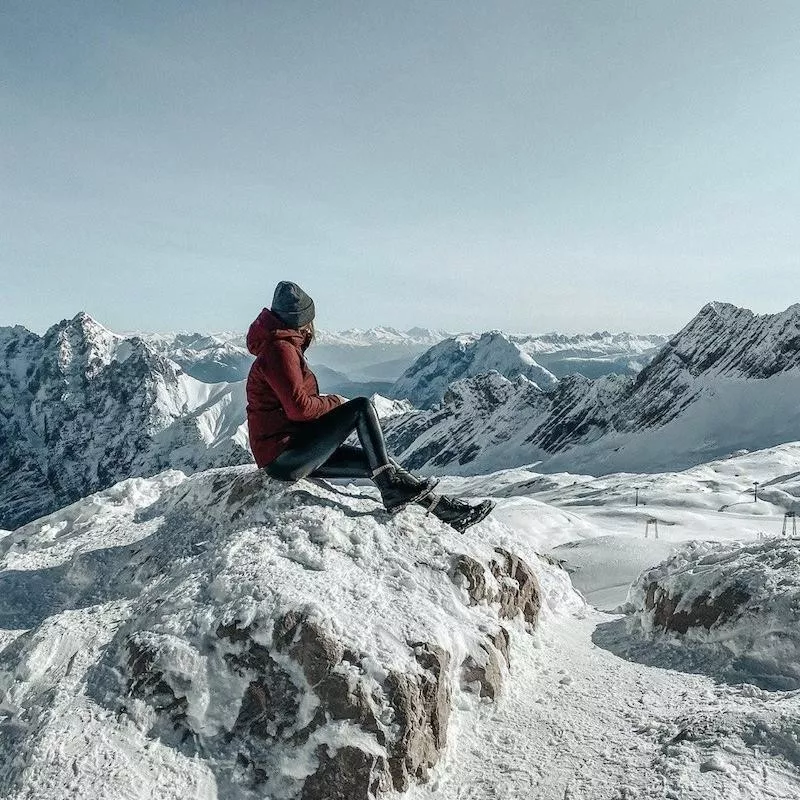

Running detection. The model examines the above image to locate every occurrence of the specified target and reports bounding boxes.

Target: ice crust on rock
[626,538,800,689]
[0,466,580,800]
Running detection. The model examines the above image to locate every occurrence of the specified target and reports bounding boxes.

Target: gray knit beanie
[271,281,315,329]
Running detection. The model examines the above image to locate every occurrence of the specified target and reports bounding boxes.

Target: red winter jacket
[246,308,342,467]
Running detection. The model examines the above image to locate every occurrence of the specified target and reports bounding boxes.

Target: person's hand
[334,394,349,404]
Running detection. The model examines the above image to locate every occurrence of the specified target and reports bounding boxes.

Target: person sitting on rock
[245,280,494,532]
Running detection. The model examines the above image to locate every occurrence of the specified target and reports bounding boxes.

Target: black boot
[372,464,437,514]
[419,492,495,533]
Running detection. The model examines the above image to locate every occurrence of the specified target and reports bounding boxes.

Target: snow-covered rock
[371,394,415,419]
[0,313,251,530]
[0,466,580,800]
[626,538,800,689]
[391,331,559,409]
[385,303,800,476]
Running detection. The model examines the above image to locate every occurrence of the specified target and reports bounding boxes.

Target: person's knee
[348,396,371,412]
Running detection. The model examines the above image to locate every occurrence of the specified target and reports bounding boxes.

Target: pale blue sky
[2,2,799,334]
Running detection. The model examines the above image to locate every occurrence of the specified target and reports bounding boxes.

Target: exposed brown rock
[301,745,391,800]
[452,549,542,629]
[645,583,751,634]
[460,637,505,700]
[385,642,451,791]
[491,547,542,626]
[452,554,491,604]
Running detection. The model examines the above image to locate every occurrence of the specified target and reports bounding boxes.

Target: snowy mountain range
[138,331,252,383]
[136,326,451,387]
[384,302,800,476]
[6,302,800,527]
[0,314,250,529]
[390,331,560,409]
[390,330,667,409]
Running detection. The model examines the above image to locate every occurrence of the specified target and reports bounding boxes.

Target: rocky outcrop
[643,583,751,635]
[627,538,800,689]
[124,541,542,798]
[0,467,576,799]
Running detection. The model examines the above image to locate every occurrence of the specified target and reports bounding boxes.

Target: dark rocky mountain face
[0,313,250,529]
[384,303,800,476]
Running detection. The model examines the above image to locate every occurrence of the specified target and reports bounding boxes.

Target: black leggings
[266,397,391,481]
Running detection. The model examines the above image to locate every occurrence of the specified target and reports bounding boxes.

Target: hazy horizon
[3,2,799,335]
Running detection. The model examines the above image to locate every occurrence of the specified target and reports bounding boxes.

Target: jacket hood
[247,308,308,356]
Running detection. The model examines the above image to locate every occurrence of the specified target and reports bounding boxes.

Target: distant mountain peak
[384,301,800,476]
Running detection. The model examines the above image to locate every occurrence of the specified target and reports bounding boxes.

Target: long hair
[300,320,315,350]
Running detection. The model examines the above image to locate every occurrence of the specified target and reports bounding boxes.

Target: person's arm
[266,343,342,422]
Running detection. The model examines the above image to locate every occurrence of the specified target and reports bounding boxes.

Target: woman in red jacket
[246,281,493,531]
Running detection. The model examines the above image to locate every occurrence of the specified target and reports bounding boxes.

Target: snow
[0,466,579,799]
[407,613,800,800]
[3,445,800,797]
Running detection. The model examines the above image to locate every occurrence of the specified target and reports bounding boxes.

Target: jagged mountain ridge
[391,330,667,408]
[390,332,560,409]
[0,313,250,529]
[384,302,800,475]
[138,331,253,383]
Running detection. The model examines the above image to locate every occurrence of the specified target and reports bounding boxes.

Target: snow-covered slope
[391,332,559,409]
[0,314,251,530]
[441,441,800,610]
[0,466,578,800]
[385,302,800,475]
